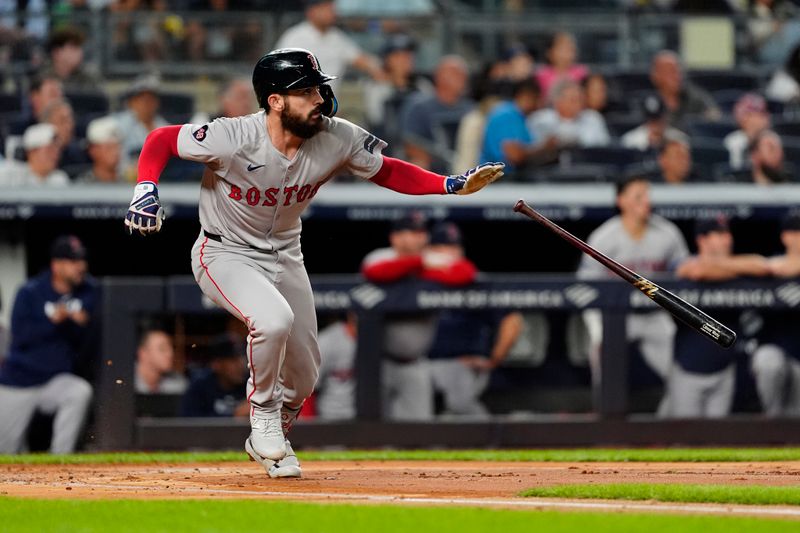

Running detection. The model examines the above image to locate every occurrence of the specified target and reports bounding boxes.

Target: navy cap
[391,210,428,232]
[429,222,462,245]
[50,235,87,261]
[782,213,800,231]
[382,33,417,57]
[695,216,730,237]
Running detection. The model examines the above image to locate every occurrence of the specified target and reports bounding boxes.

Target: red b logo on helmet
[308,54,319,71]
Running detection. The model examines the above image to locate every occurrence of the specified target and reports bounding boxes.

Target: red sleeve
[369,156,447,195]
[420,259,478,287]
[362,255,424,283]
[137,125,182,184]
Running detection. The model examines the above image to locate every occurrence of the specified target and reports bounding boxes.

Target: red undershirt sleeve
[420,259,478,286]
[362,256,424,283]
[136,125,182,184]
[369,156,448,195]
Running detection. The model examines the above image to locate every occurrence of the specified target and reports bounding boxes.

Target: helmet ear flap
[319,84,338,117]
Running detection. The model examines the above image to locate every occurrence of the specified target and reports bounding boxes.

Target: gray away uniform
[577,214,689,387]
[184,111,386,413]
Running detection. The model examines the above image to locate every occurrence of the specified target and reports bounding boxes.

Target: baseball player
[123,48,504,478]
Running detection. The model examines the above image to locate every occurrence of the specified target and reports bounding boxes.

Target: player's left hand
[445,162,505,195]
[125,181,165,236]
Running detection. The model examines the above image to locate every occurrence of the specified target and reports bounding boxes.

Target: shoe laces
[252,411,284,439]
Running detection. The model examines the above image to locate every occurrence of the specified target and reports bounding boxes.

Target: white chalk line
[18,480,800,519]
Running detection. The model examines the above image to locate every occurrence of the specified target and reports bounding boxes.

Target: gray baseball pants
[430,359,490,417]
[191,234,320,414]
[382,359,433,420]
[663,364,735,418]
[751,344,800,416]
[0,373,93,453]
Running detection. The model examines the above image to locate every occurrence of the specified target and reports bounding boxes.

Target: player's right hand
[125,181,165,235]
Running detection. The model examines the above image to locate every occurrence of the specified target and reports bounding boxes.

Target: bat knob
[513,199,526,213]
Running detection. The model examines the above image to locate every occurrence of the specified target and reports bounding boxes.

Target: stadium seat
[567,145,646,171]
[159,92,195,124]
[690,138,730,176]
[686,119,738,139]
[773,121,800,138]
[533,163,618,183]
[65,90,110,115]
[687,70,761,93]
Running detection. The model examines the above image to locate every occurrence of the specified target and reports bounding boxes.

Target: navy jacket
[0,271,97,387]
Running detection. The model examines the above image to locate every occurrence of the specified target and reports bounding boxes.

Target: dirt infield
[3,460,800,518]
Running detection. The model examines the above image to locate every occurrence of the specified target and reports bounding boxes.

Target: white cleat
[246,438,302,479]
[248,408,286,461]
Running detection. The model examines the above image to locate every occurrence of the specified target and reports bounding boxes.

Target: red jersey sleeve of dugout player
[136,125,181,183]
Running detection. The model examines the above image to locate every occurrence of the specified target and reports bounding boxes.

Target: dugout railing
[95,275,800,450]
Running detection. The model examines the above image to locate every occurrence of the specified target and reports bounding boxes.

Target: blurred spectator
[361,211,435,420]
[480,78,556,173]
[452,63,504,172]
[41,98,90,174]
[180,334,248,417]
[732,129,794,184]
[183,0,261,63]
[425,222,522,417]
[275,0,383,91]
[214,78,257,119]
[748,0,800,65]
[0,124,69,186]
[578,176,689,410]
[364,33,432,155]
[724,93,771,170]
[315,313,357,420]
[621,95,685,152]
[527,79,610,149]
[402,55,474,173]
[644,133,699,184]
[751,214,800,416]
[134,329,188,395]
[10,75,63,135]
[76,117,124,183]
[766,43,800,103]
[39,27,101,91]
[665,217,768,418]
[115,74,168,177]
[535,31,588,101]
[649,50,721,129]
[0,236,97,453]
[583,73,609,116]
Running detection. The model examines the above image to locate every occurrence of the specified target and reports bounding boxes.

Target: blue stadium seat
[773,121,800,138]
[691,137,731,177]
[532,163,618,183]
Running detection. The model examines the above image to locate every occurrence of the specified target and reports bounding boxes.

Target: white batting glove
[125,181,165,235]
[444,162,505,195]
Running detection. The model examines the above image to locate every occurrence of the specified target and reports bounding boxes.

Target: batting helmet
[252,48,338,117]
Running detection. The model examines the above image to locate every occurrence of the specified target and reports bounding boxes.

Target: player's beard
[281,101,324,139]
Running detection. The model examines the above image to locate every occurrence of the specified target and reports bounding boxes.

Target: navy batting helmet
[252,48,338,116]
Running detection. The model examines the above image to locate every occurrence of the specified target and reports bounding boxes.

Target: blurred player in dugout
[664,217,769,418]
[361,212,478,420]
[0,236,97,453]
[577,175,689,413]
[426,222,523,417]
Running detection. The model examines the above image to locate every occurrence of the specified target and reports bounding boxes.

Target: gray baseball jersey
[577,214,689,279]
[178,111,387,250]
[187,112,386,420]
[316,321,356,420]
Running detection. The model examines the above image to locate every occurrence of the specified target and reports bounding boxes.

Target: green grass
[1,498,798,533]
[522,484,800,506]
[4,448,800,465]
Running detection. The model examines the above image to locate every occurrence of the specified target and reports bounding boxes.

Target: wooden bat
[513,199,736,348]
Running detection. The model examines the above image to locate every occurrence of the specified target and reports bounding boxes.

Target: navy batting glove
[445,162,505,195]
[125,181,165,235]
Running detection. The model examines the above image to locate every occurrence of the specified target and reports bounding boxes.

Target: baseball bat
[512,199,736,349]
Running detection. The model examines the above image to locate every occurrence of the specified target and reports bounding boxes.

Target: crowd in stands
[8,1,800,453]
